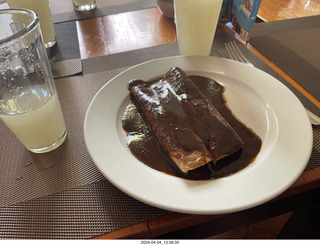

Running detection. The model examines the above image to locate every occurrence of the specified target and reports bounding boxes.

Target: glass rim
[0,8,39,45]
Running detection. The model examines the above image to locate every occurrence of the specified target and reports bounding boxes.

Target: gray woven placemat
[0,68,170,239]
[0,71,110,208]
[309,126,320,170]
[213,33,320,118]
[249,17,320,101]
[82,42,180,75]
[49,21,82,78]
[0,180,169,239]
[51,59,82,78]
[0,33,319,239]
[50,0,157,23]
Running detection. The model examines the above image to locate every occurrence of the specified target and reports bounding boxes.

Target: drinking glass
[72,0,96,12]
[0,9,67,153]
[6,0,56,48]
[174,0,223,55]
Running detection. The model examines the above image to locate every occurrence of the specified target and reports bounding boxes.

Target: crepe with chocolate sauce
[127,67,244,173]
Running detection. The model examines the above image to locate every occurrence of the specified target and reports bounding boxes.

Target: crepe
[128,67,244,173]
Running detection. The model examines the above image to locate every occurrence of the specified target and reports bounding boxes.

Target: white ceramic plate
[84,56,313,214]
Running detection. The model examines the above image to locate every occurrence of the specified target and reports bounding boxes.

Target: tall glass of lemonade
[174,0,223,55]
[0,9,67,153]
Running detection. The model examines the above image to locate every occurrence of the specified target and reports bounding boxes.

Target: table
[78,4,320,239]
[0,0,320,239]
[257,0,320,22]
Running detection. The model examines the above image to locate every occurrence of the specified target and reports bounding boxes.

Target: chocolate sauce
[122,75,262,180]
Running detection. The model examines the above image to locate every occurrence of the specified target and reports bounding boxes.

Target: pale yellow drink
[72,0,96,11]
[0,88,66,153]
[174,0,223,55]
[7,0,56,48]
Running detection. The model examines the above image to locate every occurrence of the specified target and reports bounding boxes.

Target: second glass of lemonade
[7,0,56,48]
